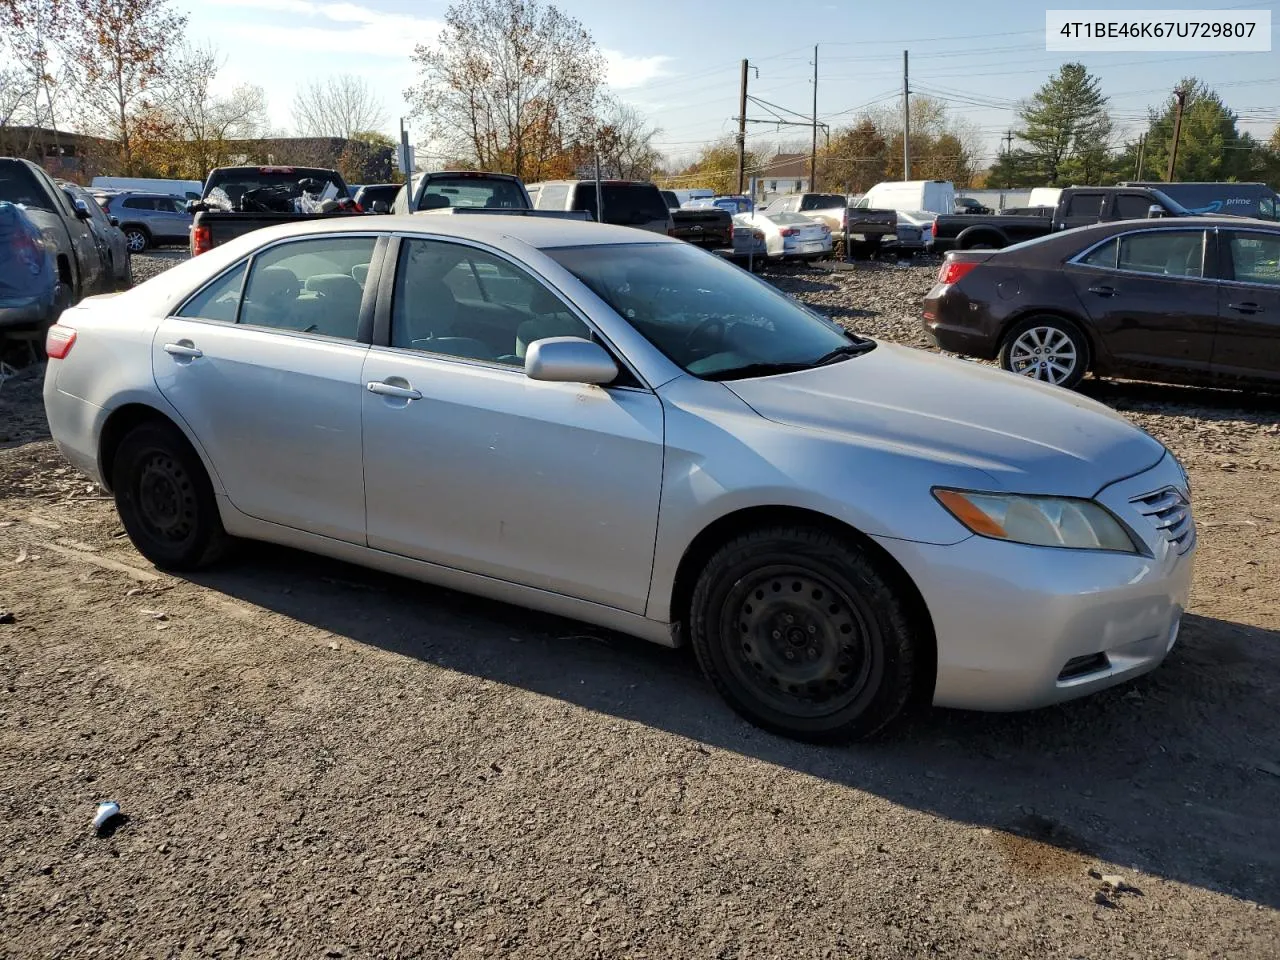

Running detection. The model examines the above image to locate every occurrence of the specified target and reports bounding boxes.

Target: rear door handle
[1088,285,1117,297]
[366,380,422,400]
[163,342,203,359]
[1228,302,1263,315]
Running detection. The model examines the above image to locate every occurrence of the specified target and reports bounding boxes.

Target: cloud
[202,0,441,57]
[602,49,670,89]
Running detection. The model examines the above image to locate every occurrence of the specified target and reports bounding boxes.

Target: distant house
[0,126,117,181]
[754,152,811,198]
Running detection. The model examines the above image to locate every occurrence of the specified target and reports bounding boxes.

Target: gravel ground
[0,251,1277,958]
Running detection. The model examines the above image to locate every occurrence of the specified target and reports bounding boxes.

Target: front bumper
[875,453,1195,711]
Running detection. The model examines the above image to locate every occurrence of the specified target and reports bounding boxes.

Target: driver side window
[391,238,589,365]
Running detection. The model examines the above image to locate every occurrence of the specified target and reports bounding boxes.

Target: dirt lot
[1,254,1278,959]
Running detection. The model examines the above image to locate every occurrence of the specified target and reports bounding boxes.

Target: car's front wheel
[124,228,149,253]
[112,421,229,570]
[690,526,921,742]
[999,315,1089,388]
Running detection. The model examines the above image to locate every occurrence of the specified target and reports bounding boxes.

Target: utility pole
[810,44,818,193]
[1002,129,1014,188]
[736,59,749,195]
[1134,133,1146,180]
[902,50,910,180]
[398,117,410,179]
[1166,87,1187,182]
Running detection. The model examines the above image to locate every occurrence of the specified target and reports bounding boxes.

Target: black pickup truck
[660,190,734,253]
[188,166,361,255]
[930,185,1191,252]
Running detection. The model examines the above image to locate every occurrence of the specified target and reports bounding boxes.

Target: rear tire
[999,315,1090,389]
[689,526,920,742]
[112,421,229,570]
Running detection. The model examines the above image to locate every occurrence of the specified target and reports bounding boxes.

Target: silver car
[42,216,1195,742]
[105,192,194,252]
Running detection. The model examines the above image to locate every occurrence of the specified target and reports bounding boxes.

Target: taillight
[668,228,677,236]
[192,225,212,256]
[779,227,798,237]
[930,218,937,237]
[352,201,364,213]
[46,324,76,359]
[937,260,978,285]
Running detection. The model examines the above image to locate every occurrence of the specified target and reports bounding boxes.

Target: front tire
[689,526,920,742]
[112,421,228,570]
[124,228,149,253]
[999,315,1089,389]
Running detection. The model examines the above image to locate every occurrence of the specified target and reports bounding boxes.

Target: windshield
[0,161,53,211]
[546,243,867,379]
[416,176,528,210]
[768,212,817,226]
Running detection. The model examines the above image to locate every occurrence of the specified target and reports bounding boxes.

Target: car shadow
[1081,378,1280,418]
[187,544,1280,908]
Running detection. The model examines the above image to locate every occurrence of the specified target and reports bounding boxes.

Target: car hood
[724,342,1166,497]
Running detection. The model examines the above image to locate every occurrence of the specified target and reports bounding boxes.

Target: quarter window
[391,238,588,365]
[176,262,247,323]
[1227,233,1280,287]
[239,236,376,339]
[1078,238,1118,269]
[1117,231,1205,278]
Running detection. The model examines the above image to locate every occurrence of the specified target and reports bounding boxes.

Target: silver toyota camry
[43,215,1195,742]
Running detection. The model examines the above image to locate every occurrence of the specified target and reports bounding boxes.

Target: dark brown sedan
[921,216,1280,390]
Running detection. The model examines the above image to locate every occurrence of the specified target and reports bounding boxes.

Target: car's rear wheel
[112,421,228,570]
[124,228,149,253]
[1000,315,1089,389]
[689,526,920,742]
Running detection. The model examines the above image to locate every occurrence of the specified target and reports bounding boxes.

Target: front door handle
[1228,302,1263,315]
[163,341,203,359]
[1088,285,1117,297]
[366,380,422,400]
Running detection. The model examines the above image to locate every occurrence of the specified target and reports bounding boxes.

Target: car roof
[239,213,675,249]
[1076,215,1280,236]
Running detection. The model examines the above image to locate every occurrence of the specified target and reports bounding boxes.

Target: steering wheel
[683,315,731,354]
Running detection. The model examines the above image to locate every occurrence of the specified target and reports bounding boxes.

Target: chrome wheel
[125,229,148,253]
[1008,325,1078,384]
[724,567,877,719]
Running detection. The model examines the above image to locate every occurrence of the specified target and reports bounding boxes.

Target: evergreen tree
[1015,63,1113,185]
[1142,79,1251,182]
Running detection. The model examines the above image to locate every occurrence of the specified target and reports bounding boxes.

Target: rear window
[0,161,53,211]
[767,212,815,226]
[204,170,346,206]
[1065,193,1104,218]
[574,183,668,226]
[416,176,527,211]
[800,194,844,211]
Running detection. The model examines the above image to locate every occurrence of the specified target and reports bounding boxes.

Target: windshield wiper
[812,340,877,366]
[700,361,812,381]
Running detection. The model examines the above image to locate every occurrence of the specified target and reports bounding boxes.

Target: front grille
[1130,486,1195,555]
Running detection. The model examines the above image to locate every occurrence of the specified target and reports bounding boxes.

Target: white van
[1027,187,1063,209]
[856,180,955,216]
[91,176,204,200]
[673,188,714,206]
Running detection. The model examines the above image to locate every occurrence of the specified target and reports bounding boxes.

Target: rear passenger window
[1078,238,1118,269]
[1118,231,1204,278]
[239,236,376,339]
[177,262,247,323]
[1066,193,1104,218]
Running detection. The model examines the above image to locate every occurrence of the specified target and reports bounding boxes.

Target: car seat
[421,194,450,210]
[301,274,364,337]
[241,265,300,327]
[515,286,585,358]
[351,263,370,286]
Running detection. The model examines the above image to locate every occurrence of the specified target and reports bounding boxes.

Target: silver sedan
[42,216,1195,742]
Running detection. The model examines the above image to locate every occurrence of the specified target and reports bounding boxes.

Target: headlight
[934,489,1138,553]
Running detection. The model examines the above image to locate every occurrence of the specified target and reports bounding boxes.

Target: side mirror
[524,336,618,385]
[109,216,120,227]
[371,200,389,214]
[73,198,92,220]
[1147,204,1166,219]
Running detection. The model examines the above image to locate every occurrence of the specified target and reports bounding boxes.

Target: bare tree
[0,68,33,130]
[594,98,661,180]
[151,43,268,177]
[291,75,387,140]
[0,0,72,147]
[62,0,187,173]
[405,0,606,181]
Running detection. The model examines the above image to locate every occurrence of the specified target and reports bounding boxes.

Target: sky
[182,0,1280,168]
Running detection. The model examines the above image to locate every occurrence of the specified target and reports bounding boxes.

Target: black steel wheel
[690,526,921,742]
[112,420,228,570]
